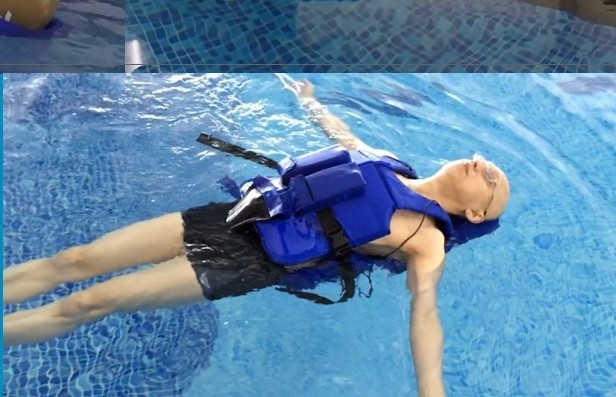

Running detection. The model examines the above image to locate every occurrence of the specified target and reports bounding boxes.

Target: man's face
[439,154,509,220]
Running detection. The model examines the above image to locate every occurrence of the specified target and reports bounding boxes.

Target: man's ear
[464,208,485,224]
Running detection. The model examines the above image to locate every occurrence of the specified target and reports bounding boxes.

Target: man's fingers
[291,81,304,92]
[274,73,302,95]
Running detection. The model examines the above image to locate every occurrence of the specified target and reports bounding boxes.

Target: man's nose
[471,158,486,171]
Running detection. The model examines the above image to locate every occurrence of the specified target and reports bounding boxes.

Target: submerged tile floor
[126,0,616,72]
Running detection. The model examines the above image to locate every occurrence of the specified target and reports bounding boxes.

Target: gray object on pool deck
[0,0,125,72]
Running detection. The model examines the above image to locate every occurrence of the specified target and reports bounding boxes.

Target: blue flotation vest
[212,141,501,302]
[231,145,455,266]
[0,18,62,39]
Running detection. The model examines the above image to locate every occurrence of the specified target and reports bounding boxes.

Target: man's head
[432,154,510,223]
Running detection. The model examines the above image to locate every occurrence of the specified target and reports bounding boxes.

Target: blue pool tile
[125,0,616,72]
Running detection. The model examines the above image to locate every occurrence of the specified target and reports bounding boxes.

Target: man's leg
[3,255,204,347]
[3,212,186,304]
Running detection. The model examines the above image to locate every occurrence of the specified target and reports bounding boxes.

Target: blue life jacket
[0,18,62,39]
[234,145,455,266]
[216,144,501,301]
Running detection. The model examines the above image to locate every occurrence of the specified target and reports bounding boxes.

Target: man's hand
[296,79,315,99]
[286,78,366,151]
[278,75,315,99]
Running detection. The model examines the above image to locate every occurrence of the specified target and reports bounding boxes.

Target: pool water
[126,0,616,72]
[0,0,125,72]
[3,73,616,396]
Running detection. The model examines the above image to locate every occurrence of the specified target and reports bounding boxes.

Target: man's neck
[403,177,458,216]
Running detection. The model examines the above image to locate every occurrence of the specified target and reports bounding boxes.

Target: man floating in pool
[0,0,59,31]
[3,80,510,397]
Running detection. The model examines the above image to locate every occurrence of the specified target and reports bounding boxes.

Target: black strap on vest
[275,259,356,305]
[196,133,278,169]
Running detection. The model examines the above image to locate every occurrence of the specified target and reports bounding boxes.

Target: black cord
[383,200,434,258]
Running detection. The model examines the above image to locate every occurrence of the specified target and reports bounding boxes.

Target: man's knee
[52,245,95,281]
[56,290,114,324]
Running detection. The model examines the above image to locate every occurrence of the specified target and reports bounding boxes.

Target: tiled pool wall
[521,0,616,27]
[126,0,616,72]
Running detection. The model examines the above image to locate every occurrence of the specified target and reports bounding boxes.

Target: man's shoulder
[391,210,446,258]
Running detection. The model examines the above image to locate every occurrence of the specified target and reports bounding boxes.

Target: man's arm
[406,230,447,397]
[295,80,366,150]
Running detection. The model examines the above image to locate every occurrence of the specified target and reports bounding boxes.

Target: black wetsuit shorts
[181,203,287,300]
